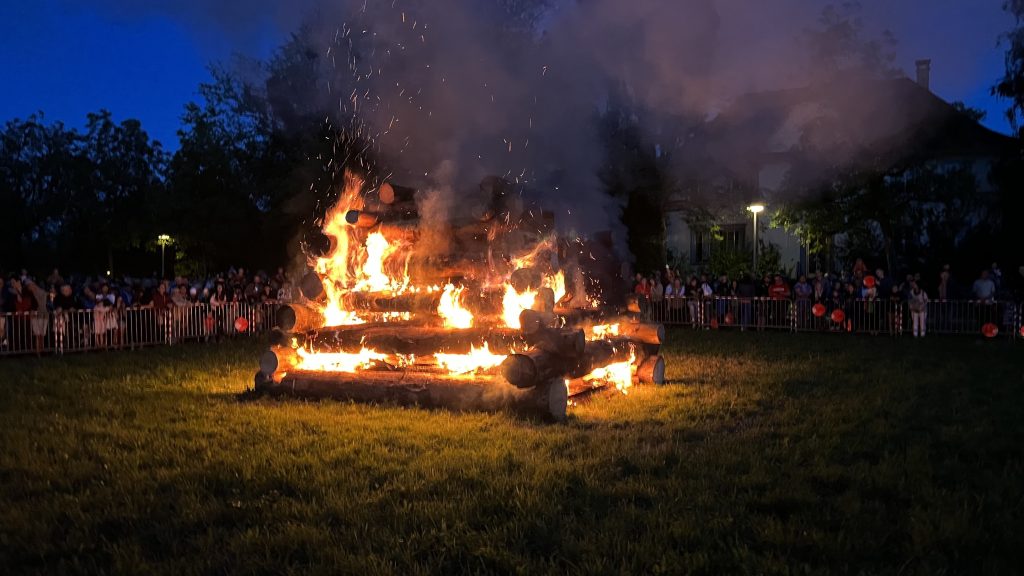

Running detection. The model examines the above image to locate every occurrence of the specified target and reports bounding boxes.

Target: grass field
[0,331,1022,575]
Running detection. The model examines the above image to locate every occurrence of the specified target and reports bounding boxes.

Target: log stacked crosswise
[254,177,668,421]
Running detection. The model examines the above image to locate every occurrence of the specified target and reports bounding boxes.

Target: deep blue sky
[0,0,1016,149]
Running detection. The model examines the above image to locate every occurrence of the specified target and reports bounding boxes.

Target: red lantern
[982,323,998,338]
[1020,325,1024,338]
[830,309,845,324]
[234,316,250,332]
[204,315,215,332]
[812,303,826,317]
[710,318,719,330]
[863,275,876,288]
[724,312,735,325]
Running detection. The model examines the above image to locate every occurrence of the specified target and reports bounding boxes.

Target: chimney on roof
[915,59,931,91]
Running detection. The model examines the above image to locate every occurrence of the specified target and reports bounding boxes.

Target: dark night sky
[0,0,1016,149]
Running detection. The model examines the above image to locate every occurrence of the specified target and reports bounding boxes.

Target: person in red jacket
[768,275,791,299]
[767,274,791,328]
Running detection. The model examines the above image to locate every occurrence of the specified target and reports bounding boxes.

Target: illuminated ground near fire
[0,331,1021,574]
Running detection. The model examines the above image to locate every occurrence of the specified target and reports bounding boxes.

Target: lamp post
[157,234,172,279]
[747,204,765,274]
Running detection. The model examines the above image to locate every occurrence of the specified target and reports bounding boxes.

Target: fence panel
[1,298,1019,358]
[641,295,1020,339]
[0,302,281,357]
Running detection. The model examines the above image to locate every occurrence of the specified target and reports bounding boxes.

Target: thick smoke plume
[79,0,1001,242]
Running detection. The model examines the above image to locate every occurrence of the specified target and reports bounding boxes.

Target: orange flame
[295,346,387,372]
[545,270,566,305]
[435,342,507,375]
[312,174,364,326]
[502,284,537,329]
[438,283,474,329]
[590,323,620,340]
[581,348,636,394]
[310,172,413,326]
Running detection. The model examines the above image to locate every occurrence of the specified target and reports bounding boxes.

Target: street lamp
[157,234,172,279]
[747,204,765,273]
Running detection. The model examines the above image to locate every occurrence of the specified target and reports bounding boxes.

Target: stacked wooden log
[254,177,668,421]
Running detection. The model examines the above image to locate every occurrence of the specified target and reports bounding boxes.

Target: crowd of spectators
[0,267,295,355]
[632,259,1022,337]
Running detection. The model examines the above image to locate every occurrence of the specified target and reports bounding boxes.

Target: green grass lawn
[1,331,1022,575]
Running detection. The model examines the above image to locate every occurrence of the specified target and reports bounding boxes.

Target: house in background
[663,61,1013,276]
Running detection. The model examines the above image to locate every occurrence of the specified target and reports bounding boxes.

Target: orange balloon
[812,303,826,317]
[724,312,735,325]
[234,317,250,332]
[982,323,998,338]
[830,309,845,323]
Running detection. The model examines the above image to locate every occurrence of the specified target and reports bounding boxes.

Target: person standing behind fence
[686,276,701,328]
[93,294,110,349]
[53,284,77,351]
[793,275,812,328]
[209,282,230,339]
[24,278,49,356]
[908,282,929,338]
[148,282,173,343]
[110,293,126,349]
[972,270,996,303]
[768,274,791,328]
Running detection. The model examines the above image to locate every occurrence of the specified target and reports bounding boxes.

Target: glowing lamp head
[747,204,765,214]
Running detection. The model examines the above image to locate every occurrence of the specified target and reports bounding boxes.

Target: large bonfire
[255,172,665,421]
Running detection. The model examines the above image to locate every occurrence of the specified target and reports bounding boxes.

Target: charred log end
[509,267,543,293]
[276,303,325,334]
[259,346,299,378]
[299,272,325,300]
[637,354,666,385]
[543,377,568,422]
[534,287,555,315]
[518,308,550,336]
[276,305,297,332]
[379,182,417,205]
[500,354,539,389]
[345,210,380,228]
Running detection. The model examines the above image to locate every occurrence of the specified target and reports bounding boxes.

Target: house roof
[694,74,1014,182]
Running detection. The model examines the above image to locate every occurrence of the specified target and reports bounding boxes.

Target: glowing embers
[295,346,387,373]
[437,283,474,329]
[434,342,507,375]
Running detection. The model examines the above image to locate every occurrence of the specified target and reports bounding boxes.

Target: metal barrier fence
[2,297,1019,357]
[641,296,1022,339]
[0,302,279,357]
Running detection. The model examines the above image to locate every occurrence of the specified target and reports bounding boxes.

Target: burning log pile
[253,172,667,421]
